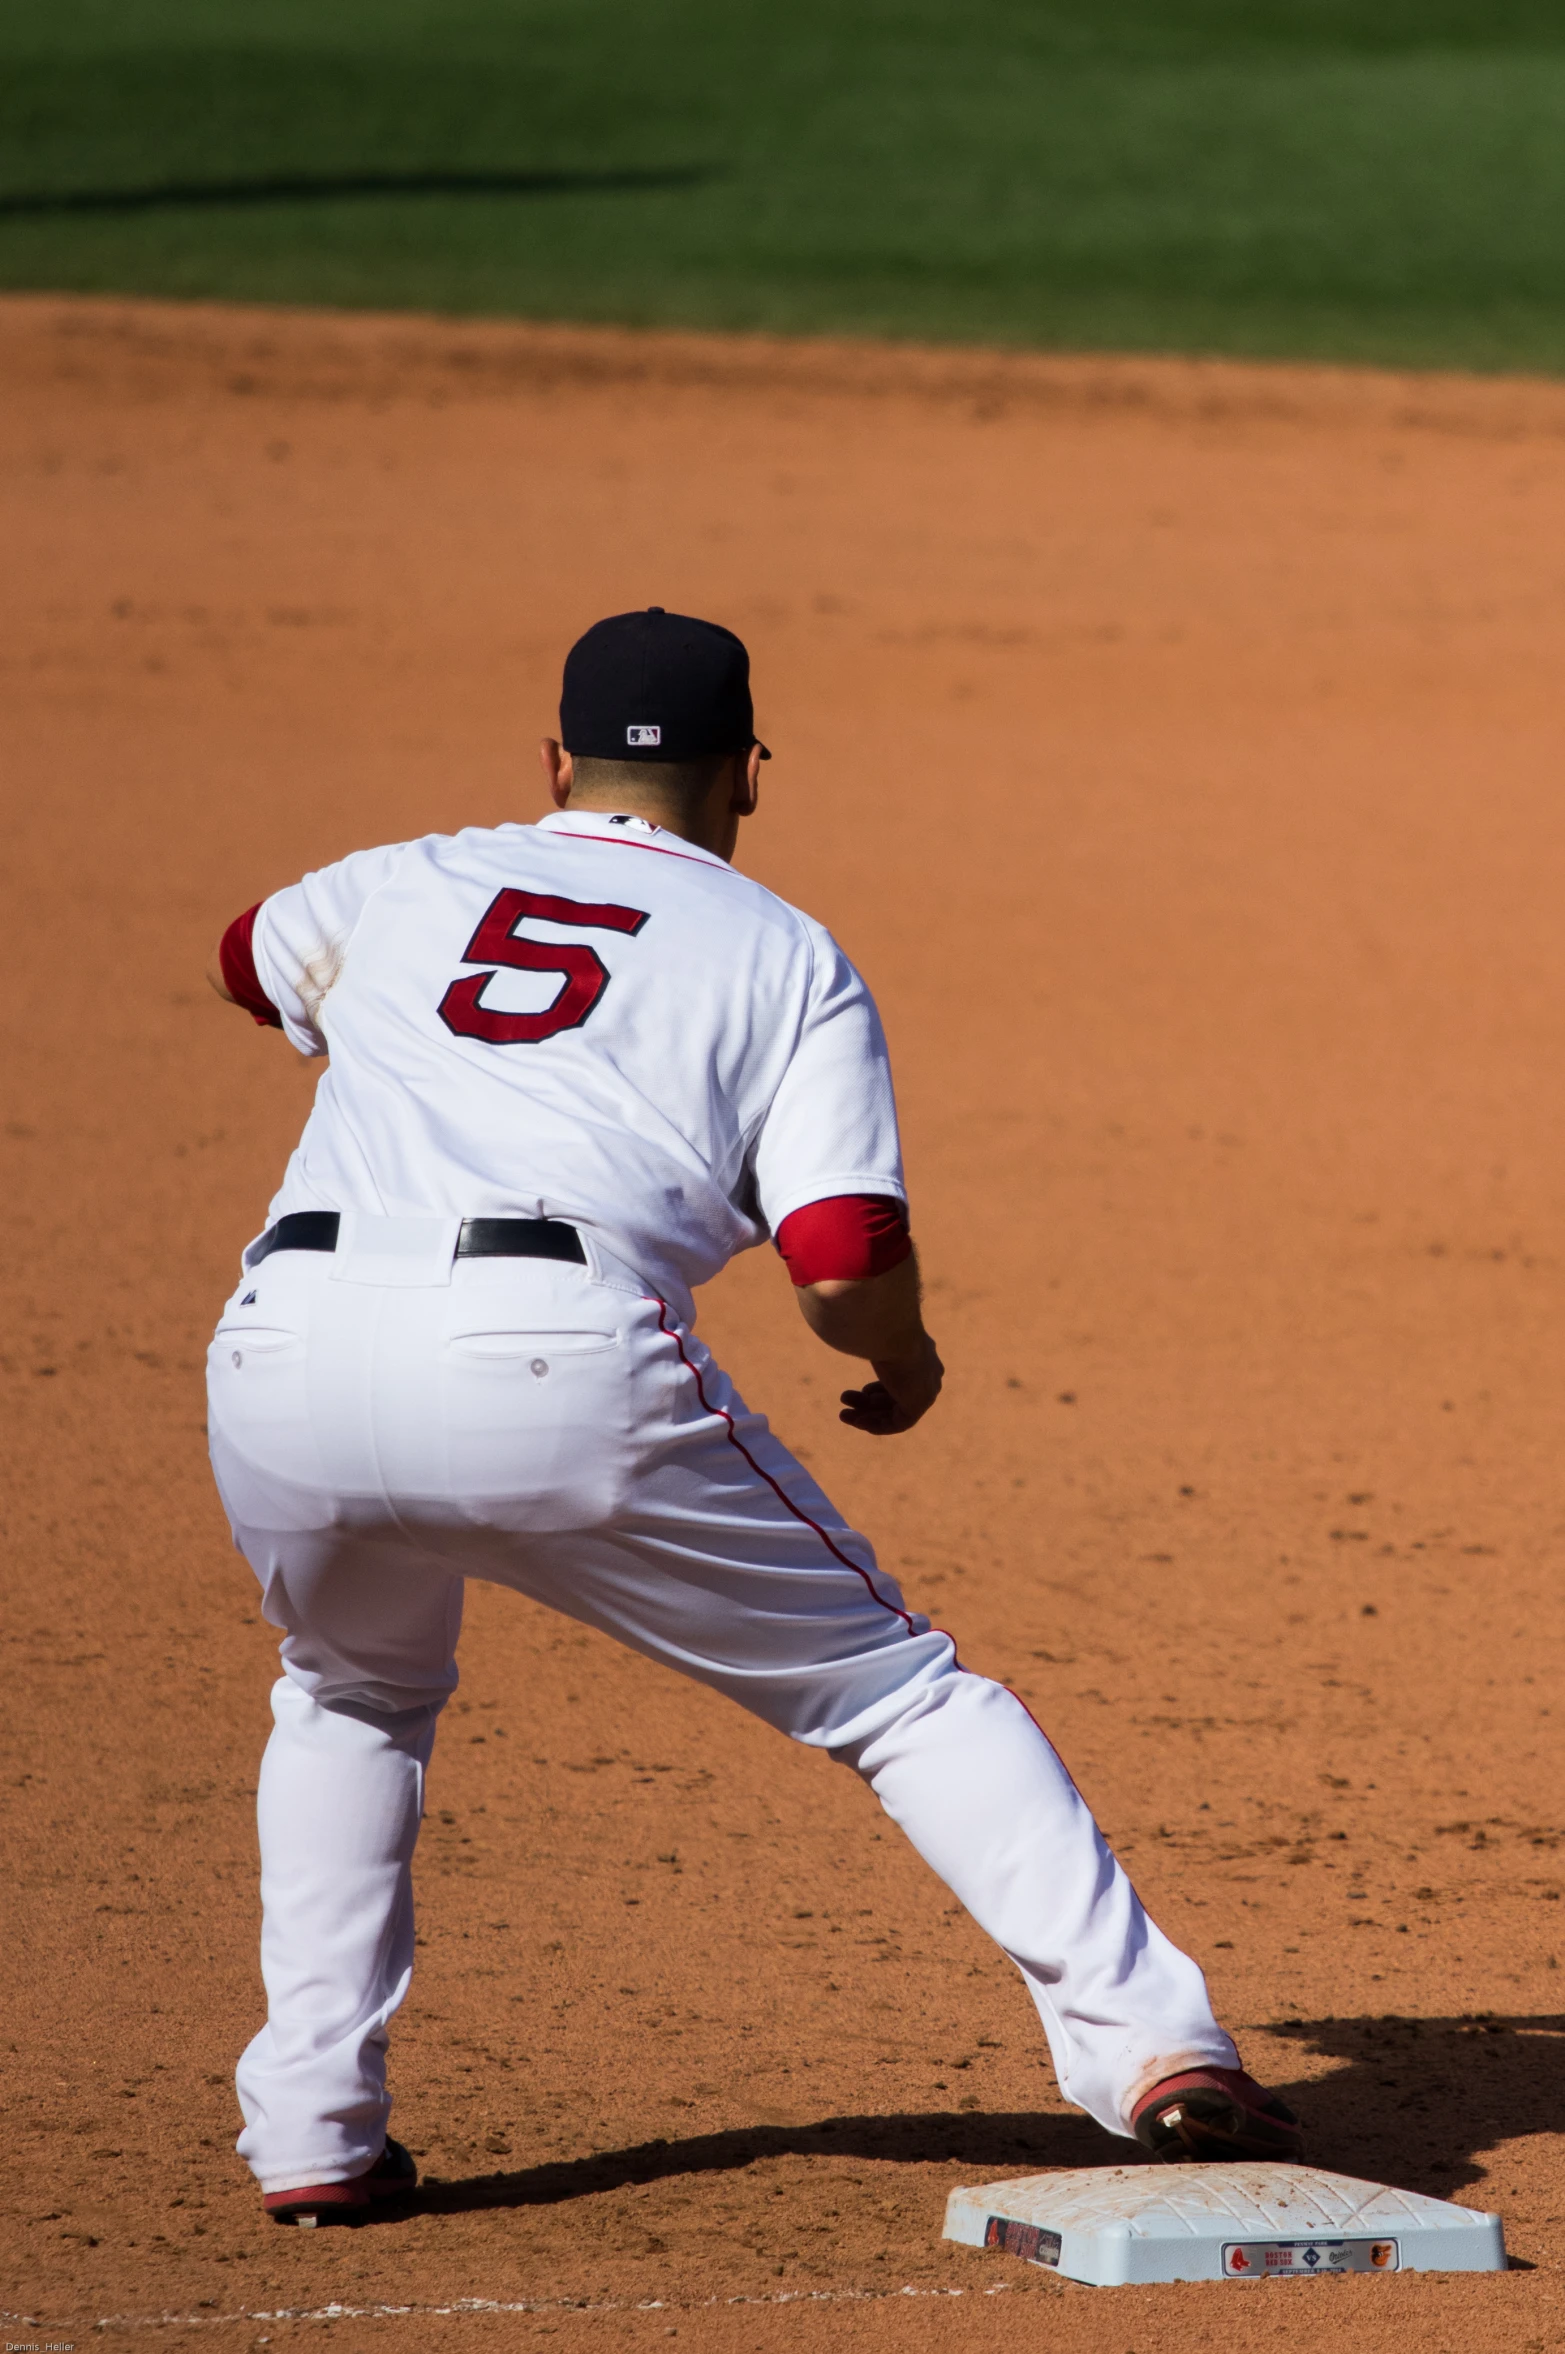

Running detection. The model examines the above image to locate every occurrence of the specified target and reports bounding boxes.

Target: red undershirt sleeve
[774,1194,912,1287]
[218,903,284,1029]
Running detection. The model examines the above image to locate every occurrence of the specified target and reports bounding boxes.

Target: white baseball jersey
[250,809,905,1318]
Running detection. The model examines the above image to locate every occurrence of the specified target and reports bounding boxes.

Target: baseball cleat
[263,2136,418,2227]
[1131,2067,1303,2164]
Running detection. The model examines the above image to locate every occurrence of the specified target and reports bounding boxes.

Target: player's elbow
[798,1275,864,1309]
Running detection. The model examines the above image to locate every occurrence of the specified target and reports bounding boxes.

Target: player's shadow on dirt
[0,167,714,218]
[1264,2010,1565,2201]
[403,2109,1108,2221]
[394,2011,1565,2221]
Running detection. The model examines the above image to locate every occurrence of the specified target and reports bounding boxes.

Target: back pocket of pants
[213,1325,302,1366]
[439,1328,632,1532]
[206,1323,323,1530]
[446,1328,618,1360]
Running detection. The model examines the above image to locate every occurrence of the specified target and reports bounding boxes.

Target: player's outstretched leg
[835,1670,1301,2157]
[531,1308,1303,2163]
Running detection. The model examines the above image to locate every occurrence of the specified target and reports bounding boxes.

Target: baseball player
[205,608,1301,2226]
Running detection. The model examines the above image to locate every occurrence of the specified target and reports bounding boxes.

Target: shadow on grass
[379,2012,1565,2222]
[0,165,715,218]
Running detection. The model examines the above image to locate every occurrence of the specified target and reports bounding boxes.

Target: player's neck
[558,790,741,863]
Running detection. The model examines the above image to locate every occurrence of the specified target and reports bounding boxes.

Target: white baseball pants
[206,1230,1237,2195]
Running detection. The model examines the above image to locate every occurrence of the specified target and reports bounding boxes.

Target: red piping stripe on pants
[653,1297,925,1638]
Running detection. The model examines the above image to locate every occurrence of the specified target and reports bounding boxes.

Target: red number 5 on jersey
[437,888,650,1045]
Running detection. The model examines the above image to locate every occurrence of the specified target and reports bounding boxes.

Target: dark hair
[571,752,731,802]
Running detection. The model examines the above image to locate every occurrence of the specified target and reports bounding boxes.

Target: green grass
[5,0,1565,370]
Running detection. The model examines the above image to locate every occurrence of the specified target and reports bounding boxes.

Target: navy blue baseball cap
[561,607,770,762]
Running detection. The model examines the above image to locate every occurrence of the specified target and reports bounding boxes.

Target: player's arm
[754,924,933,1433]
[797,1252,944,1436]
[777,1195,943,1435]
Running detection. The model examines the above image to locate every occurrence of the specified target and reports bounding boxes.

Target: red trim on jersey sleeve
[218,903,283,1029]
[774,1194,912,1287]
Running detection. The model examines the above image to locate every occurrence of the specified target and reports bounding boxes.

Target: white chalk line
[92,2283,1026,2331]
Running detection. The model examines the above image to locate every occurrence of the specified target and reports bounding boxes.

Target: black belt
[244,1211,586,1270]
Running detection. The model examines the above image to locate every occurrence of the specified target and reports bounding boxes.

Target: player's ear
[540,739,573,808]
[734,743,762,816]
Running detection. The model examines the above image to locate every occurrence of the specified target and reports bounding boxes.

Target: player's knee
[820,1638,965,1767]
[319,1693,448,1738]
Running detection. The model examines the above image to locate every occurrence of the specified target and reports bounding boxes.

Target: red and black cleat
[264,2137,419,2227]
[1131,2067,1304,2164]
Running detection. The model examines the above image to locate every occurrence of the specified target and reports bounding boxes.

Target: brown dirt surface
[6,293,1565,2352]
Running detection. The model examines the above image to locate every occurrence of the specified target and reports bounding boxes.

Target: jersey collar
[532,809,735,871]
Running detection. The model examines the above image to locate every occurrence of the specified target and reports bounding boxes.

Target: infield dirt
[6,297,1565,2351]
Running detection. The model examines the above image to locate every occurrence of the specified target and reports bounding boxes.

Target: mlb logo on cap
[627,724,662,748]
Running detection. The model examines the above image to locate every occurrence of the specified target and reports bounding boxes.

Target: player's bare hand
[839,1338,943,1435]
